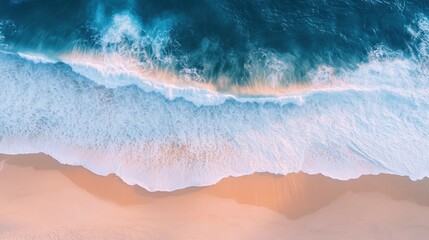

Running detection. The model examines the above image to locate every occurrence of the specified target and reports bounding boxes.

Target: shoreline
[2,153,429,239]
[3,153,429,217]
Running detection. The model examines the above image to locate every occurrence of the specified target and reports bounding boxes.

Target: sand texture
[1,153,429,239]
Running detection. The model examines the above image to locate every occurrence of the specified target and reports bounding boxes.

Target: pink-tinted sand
[1,153,429,239]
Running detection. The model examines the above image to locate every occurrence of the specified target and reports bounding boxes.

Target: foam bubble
[101,12,142,45]
[0,20,15,49]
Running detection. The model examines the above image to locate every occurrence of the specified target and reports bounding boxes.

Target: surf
[0,1,429,191]
[0,44,428,191]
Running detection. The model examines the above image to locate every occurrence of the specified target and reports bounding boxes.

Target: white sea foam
[17,52,57,64]
[101,12,141,45]
[60,52,309,106]
[0,43,428,191]
[0,14,429,191]
[0,20,11,49]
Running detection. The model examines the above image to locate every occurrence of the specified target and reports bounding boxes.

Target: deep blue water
[1,0,429,87]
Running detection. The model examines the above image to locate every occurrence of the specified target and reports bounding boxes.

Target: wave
[0,40,428,191]
[2,1,429,88]
[1,3,429,191]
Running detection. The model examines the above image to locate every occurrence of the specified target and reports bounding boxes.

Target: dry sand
[1,153,429,239]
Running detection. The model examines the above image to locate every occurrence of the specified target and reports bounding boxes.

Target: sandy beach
[1,153,429,239]
[2,1,429,239]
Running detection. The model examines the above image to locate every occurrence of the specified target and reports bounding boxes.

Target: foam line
[0,51,428,191]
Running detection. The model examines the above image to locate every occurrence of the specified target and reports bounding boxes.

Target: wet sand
[1,153,429,239]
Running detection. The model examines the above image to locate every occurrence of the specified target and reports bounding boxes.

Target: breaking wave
[0,1,428,191]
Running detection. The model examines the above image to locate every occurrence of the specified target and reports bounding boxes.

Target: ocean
[0,0,428,191]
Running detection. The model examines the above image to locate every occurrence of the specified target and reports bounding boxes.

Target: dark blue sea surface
[1,0,428,87]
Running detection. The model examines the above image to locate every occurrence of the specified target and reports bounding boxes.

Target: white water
[0,14,428,191]
[0,44,428,191]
